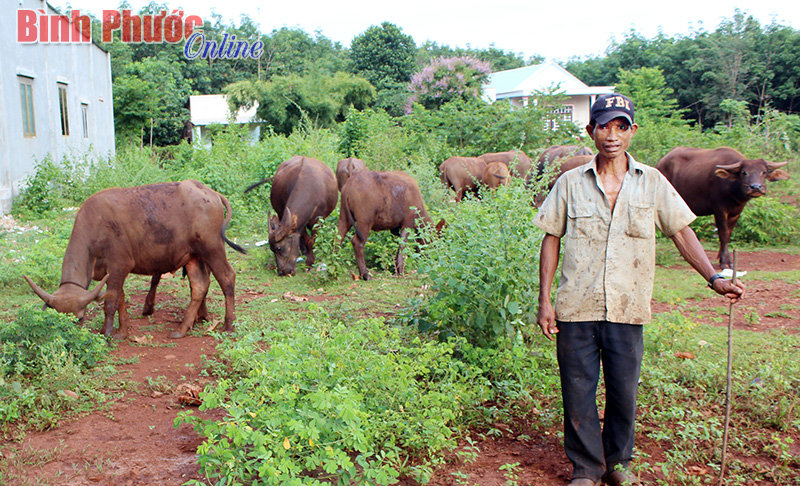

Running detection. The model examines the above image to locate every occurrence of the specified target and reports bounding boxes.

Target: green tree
[350,22,417,116]
[225,73,375,135]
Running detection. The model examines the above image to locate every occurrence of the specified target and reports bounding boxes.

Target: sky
[48,0,800,62]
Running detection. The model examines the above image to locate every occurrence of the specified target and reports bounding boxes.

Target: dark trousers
[556,321,644,481]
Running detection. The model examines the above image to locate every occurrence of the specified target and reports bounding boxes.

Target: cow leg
[714,212,733,269]
[142,274,160,316]
[301,226,316,267]
[395,228,410,276]
[170,259,210,339]
[116,288,132,340]
[351,225,371,280]
[101,275,127,339]
[206,252,238,334]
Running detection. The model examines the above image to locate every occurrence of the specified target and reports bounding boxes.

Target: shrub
[178,310,490,485]
[0,305,108,378]
[412,180,543,347]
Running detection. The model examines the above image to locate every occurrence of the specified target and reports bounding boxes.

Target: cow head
[24,275,108,319]
[268,208,300,276]
[715,159,790,198]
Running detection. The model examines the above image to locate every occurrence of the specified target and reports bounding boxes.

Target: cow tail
[219,194,247,254]
[243,177,274,194]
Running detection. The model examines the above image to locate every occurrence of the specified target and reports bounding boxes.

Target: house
[1,0,115,215]
[189,94,261,147]
[483,62,614,128]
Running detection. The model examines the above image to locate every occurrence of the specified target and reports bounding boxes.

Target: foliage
[406,56,492,111]
[349,22,417,116]
[411,181,543,347]
[178,311,490,485]
[415,41,538,72]
[225,73,376,135]
[404,91,583,156]
[0,306,108,379]
[727,196,800,245]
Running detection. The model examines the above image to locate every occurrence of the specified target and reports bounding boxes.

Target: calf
[339,171,444,280]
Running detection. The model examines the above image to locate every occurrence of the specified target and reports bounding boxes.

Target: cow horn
[766,160,789,171]
[715,161,743,172]
[88,275,109,302]
[23,275,54,305]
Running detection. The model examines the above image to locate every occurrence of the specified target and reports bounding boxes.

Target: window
[58,83,70,136]
[547,104,574,130]
[81,103,89,138]
[19,77,36,137]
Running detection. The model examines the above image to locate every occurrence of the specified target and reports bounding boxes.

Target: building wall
[0,0,115,214]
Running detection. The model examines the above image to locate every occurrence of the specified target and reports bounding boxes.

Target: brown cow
[439,156,486,201]
[336,157,368,190]
[246,156,338,276]
[482,162,511,189]
[535,145,593,185]
[338,171,445,280]
[478,150,533,181]
[24,180,246,339]
[656,146,790,269]
[534,155,594,206]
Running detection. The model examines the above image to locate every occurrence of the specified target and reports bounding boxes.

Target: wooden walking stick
[719,250,738,485]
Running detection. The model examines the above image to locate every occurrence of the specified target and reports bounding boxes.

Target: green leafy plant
[411,181,543,347]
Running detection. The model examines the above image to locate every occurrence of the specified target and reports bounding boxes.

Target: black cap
[591,93,635,126]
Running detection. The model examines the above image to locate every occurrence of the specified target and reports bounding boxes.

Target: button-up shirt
[533,154,696,324]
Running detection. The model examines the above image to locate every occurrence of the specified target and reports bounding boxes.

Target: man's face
[586,117,638,159]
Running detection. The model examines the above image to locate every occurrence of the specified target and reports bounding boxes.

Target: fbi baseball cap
[591,93,635,126]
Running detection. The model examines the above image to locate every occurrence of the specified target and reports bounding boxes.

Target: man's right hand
[537,300,558,341]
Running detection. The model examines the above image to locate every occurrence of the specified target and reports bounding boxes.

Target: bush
[178,309,490,485]
[412,180,543,347]
[0,305,108,378]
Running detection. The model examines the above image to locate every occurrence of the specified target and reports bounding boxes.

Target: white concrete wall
[0,0,115,214]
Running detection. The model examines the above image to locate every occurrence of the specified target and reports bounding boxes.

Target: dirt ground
[1,250,798,486]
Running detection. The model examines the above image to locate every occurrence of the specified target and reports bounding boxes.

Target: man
[534,93,745,486]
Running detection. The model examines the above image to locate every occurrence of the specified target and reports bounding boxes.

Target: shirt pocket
[626,201,655,239]
[567,206,597,239]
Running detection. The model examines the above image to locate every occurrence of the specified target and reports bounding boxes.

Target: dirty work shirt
[534,154,695,324]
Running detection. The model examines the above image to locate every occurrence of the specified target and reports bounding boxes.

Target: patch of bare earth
[1,250,797,485]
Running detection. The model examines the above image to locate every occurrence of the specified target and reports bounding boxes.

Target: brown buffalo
[656,146,790,269]
[534,155,594,206]
[336,157,368,190]
[478,150,533,181]
[24,180,246,339]
[338,171,445,280]
[482,161,511,189]
[439,156,486,201]
[535,145,593,185]
[246,156,338,276]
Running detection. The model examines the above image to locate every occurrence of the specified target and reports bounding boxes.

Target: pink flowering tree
[406,56,492,112]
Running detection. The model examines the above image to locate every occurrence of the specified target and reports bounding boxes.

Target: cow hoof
[142,306,154,316]
[169,331,187,339]
[113,330,129,341]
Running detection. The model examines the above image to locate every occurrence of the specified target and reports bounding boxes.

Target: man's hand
[537,299,558,340]
[711,277,746,303]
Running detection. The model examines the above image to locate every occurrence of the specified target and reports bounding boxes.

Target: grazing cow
[534,155,594,206]
[535,145,593,184]
[478,150,534,181]
[656,146,790,269]
[482,161,511,189]
[336,157,368,190]
[245,156,338,276]
[338,171,445,280]
[439,156,486,201]
[24,180,246,339]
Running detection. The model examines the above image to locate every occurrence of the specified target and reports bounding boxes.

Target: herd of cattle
[23,146,790,340]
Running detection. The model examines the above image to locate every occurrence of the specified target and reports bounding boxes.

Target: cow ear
[714,167,739,181]
[289,214,298,232]
[767,169,791,181]
[268,215,280,234]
